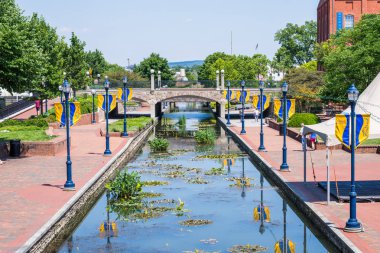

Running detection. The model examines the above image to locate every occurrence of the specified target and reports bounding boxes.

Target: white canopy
[303,72,380,146]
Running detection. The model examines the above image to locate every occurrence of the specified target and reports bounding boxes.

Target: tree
[284,67,324,112]
[63,33,87,97]
[85,49,108,77]
[134,53,173,80]
[273,21,317,71]
[317,14,380,101]
[0,0,46,94]
[198,52,231,80]
[105,63,147,83]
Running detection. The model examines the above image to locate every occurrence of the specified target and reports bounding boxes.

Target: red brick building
[317,0,380,43]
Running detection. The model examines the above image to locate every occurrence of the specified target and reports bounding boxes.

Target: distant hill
[168,60,204,68]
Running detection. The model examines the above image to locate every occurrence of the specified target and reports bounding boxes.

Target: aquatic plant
[187,177,209,184]
[148,138,170,152]
[178,115,187,126]
[205,167,227,176]
[228,244,267,253]
[142,180,169,186]
[195,128,216,144]
[140,192,164,198]
[175,198,190,216]
[195,153,245,159]
[106,171,143,202]
[179,219,213,226]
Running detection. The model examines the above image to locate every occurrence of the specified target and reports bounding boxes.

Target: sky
[16,0,319,66]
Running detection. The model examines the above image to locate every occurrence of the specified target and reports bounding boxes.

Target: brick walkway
[229,120,380,253]
[0,122,129,252]
[12,98,60,120]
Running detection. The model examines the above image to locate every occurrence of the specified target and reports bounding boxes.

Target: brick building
[317,0,380,43]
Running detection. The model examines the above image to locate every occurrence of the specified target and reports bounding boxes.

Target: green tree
[284,68,324,112]
[105,63,147,83]
[198,52,231,80]
[85,49,108,77]
[0,0,46,94]
[134,53,173,80]
[274,21,317,71]
[63,33,87,97]
[317,14,380,101]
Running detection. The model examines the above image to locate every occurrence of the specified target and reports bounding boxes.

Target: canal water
[58,103,334,253]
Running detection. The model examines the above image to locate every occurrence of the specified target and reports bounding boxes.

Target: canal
[57,103,336,253]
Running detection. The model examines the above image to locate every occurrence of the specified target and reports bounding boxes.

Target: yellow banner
[335,114,370,149]
[274,99,295,120]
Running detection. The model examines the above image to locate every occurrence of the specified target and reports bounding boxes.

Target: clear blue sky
[16,0,319,66]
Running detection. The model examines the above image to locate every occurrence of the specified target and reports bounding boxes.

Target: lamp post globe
[344,84,362,232]
[91,89,96,124]
[258,80,266,152]
[280,82,290,171]
[121,76,128,137]
[226,81,231,126]
[103,76,112,156]
[63,79,75,190]
[240,80,246,135]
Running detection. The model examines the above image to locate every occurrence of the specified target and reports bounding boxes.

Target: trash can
[9,140,21,157]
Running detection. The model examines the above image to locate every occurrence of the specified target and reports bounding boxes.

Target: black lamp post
[91,89,96,124]
[121,76,128,137]
[240,80,246,135]
[344,84,362,232]
[258,80,266,152]
[63,79,75,190]
[226,81,231,126]
[104,76,112,156]
[280,82,289,172]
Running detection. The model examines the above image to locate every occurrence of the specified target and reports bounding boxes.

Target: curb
[217,117,362,253]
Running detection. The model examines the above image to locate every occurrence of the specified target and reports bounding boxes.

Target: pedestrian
[35,100,41,115]
[296,123,305,150]
[310,132,317,150]
[254,108,259,122]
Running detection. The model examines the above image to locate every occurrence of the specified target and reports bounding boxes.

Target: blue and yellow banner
[223,90,235,100]
[253,205,270,222]
[252,95,271,111]
[236,90,250,103]
[274,99,295,120]
[274,240,295,253]
[99,221,118,237]
[117,88,133,101]
[54,102,81,127]
[98,94,117,112]
[335,114,370,149]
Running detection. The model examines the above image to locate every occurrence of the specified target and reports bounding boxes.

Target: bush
[149,138,170,152]
[0,118,48,129]
[105,171,143,201]
[288,113,320,127]
[195,128,216,145]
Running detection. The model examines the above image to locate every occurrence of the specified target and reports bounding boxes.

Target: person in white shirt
[254,108,259,122]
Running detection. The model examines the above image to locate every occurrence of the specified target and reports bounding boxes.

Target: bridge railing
[227,80,282,89]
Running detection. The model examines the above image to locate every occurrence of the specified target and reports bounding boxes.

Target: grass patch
[0,129,55,141]
[362,138,380,145]
[109,117,152,132]
[195,153,244,159]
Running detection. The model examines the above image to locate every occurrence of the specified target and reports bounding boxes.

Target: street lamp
[104,76,112,156]
[258,80,266,152]
[226,81,231,126]
[97,74,101,86]
[121,76,128,137]
[150,69,155,91]
[344,84,362,232]
[240,80,246,135]
[63,79,75,190]
[220,69,225,90]
[280,82,289,171]
[91,89,96,124]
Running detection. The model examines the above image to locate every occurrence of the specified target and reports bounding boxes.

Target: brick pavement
[0,122,128,252]
[229,120,380,253]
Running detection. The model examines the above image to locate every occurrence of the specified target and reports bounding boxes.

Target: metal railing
[0,99,34,119]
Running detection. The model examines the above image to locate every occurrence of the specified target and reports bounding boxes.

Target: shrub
[288,113,320,127]
[195,128,216,145]
[149,138,170,152]
[105,171,143,201]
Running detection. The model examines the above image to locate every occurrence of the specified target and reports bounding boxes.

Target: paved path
[0,122,129,252]
[229,119,380,253]
[12,98,60,120]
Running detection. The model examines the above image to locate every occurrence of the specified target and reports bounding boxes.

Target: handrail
[0,100,35,119]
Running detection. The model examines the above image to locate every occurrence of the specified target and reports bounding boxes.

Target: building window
[345,15,354,28]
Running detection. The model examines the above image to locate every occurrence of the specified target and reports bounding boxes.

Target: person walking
[310,132,317,150]
[35,100,41,116]
[296,123,305,150]
[254,108,259,122]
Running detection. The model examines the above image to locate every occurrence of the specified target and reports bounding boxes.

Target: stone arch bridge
[87,87,281,118]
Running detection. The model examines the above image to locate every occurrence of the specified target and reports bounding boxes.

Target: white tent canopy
[303,72,380,147]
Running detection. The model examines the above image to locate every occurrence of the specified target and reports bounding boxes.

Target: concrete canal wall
[216,117,360,253]
[20,120,158,253]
